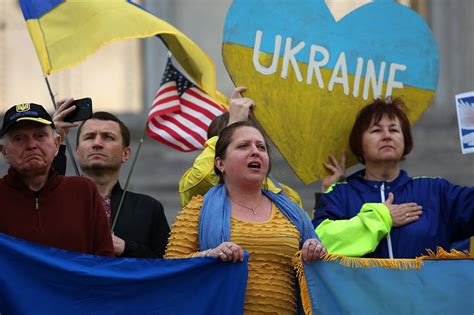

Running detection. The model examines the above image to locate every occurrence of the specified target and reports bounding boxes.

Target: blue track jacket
[313,170,474,258]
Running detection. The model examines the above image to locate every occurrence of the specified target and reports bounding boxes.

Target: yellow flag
[19,0,223,102]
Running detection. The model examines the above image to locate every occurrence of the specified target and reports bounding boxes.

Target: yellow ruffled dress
[165,196,301,314]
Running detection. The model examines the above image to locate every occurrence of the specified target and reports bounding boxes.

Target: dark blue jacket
[313,170,474,258]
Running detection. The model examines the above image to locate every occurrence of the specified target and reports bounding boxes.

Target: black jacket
[53,146,170,258]
[110,182,170,258]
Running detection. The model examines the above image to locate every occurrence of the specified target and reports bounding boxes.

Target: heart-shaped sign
[223,0,439,184]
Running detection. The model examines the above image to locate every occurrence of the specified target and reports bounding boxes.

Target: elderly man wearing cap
[0,103,114,257]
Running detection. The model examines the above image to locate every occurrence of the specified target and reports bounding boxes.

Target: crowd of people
[0,86,473,313]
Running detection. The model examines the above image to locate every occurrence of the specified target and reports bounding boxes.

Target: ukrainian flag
[19,0,221,101]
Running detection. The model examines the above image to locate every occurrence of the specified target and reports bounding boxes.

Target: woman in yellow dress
[166,121,326,314]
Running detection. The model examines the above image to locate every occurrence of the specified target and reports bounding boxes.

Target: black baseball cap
[1,103,55,136]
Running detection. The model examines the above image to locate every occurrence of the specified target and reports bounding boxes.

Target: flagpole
[111,124,148,232]
[44,76,81,176]
[112,49,172,232]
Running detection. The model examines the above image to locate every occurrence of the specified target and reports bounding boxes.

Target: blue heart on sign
[223,0,439,184]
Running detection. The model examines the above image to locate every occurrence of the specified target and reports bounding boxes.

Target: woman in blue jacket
[313,98,474,258]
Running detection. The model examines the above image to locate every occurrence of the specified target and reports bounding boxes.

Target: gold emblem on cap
[16,103,31,112]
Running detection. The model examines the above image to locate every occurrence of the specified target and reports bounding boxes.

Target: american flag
[147,58,226,151]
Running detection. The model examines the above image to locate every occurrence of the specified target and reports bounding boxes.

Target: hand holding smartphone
[63,98,93,122]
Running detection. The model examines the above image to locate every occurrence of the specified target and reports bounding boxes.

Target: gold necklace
[231,195,264,215]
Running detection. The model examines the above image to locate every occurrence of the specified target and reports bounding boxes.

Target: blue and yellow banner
[295,252,474,314]
[19,0,223,102]
[223,0,439,183]
[0,233,248,314]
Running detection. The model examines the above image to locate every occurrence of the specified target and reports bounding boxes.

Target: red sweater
[0,168,114,257]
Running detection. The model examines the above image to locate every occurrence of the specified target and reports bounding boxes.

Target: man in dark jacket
[0,103,114,257]
[54,99,170,258]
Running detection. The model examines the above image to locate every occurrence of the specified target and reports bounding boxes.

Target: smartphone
[64,97,93,122]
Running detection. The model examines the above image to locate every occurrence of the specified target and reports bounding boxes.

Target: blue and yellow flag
[295,251,474,314]
[223,0,439,183]
[0,233,248,314]
[19,0,223,102]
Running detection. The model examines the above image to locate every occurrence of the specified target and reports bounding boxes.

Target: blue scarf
[198,184,317,250]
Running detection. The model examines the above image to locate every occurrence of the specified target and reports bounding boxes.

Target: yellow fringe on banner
[321,253,423,270]
[292,251,313,315]
[417,247,472,261]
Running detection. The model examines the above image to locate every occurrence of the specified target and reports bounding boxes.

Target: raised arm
[321,151,346,192]
[178,86,255,207]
